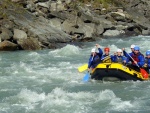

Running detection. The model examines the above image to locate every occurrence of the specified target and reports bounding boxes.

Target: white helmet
[117,49,122,52]
[130,44,135,48]
[91,48,99,53]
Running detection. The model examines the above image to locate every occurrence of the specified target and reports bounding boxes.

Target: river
[0,36,150,113]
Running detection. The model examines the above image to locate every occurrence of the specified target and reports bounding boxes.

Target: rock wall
[0,0,150,51]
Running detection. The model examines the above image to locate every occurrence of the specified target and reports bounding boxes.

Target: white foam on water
[116,39,123,43]
[96,89,116,101]
[109,98,133,111]
[17,89,45,104]
[41,87,94,113]
[49,44,81,57]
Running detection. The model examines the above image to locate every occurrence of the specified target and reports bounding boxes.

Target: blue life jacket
[112,55,126,63]
[145,57,150,68]
[88,48,103,68]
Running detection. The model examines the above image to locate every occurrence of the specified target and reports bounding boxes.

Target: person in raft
[143,50,150,73]
[101,47,113,62]
[88,44,103,71]
[123,44,135,57]
[126,46,145,71]
[112,49,126,64]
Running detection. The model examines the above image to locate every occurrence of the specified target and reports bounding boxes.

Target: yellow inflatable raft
[91,62,149,81]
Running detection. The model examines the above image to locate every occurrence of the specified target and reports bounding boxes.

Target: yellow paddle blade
[78,64,88,72]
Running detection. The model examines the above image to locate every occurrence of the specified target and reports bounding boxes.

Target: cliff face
[0,0,150,51]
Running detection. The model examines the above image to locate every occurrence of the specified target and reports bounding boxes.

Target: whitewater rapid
[0,36,150,113]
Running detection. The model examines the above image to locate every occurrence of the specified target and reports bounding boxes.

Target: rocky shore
[0,0,150,51]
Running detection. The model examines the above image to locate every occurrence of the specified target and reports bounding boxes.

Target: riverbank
[0,0,150,51]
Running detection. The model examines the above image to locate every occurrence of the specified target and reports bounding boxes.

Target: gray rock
[1,28,13,41]
[61,19,77,34]
[111,12,126,22]
[17,38,41,50]
[115,25,128,31]
[13,29,28,41]
[49,18,62,30]
[142,29,150,35]
[50,2,57,11]
[36,2,49,9]
[82,23,95,37]
[65,0,72,4]
[1,2,71,46]
[0,41,18,51]
[103,30,121,37]
[96,24,104,35]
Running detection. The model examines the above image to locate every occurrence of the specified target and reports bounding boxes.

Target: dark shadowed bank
[0,0,150,51]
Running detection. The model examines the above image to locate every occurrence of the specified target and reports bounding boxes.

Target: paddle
[82,54,94,82]
[124,51,149,79]
[78,64,88,72]
[82,71,90,82]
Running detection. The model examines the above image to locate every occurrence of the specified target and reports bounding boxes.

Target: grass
[0,0,25,18]
[75,0,125,9]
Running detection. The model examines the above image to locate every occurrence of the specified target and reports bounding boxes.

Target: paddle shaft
[126,51,140,68]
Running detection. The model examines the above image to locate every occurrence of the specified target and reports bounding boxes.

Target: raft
[91,62,149,81]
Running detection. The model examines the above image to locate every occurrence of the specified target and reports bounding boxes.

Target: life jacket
[131,53,143,65]
[91,55,101,68]
[145,57,148,63]
[102,54,112,63]
[116,56,123,63]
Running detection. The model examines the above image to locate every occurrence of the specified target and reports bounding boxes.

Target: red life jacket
[131,52,144,65]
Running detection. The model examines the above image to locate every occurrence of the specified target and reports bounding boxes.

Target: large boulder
[17,38,41,50]
[103,30,121,37]
[13,29,27,41]
[0,28,13,41]
[0,41,18,51]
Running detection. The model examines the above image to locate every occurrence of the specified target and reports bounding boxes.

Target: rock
[36,2,49,9]
[56,1,66,11]
[1,19,14,29]
[62,19,95,38]
[77,5,93,23]
[111,12,126,22]
[103,30,121,37]
[49,18,62,30]
[50,2,57,11]
[115,25,128,31]
[61,19,77,34]
[65,0,72,4]
[13,29,28,41]
[0,41,18,51]
[17,38,41,50]
[142,29,150,35]
[82,23,95,37]
[96,24,104,35]
[1,28,13,41]
[11,0,22,2]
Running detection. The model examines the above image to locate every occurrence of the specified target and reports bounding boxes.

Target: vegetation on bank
[0,0,24,19]
[75,0,125,9]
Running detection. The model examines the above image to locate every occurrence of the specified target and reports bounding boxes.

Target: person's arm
[111,55,117,62]
[88,56,93,68]
[147,61,150,68]
[126,53,133,63]
[123,50,128,57]
[138,55,145,67]
[97,48,103,57]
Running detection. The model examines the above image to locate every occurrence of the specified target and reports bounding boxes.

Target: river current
[0,36,150,113]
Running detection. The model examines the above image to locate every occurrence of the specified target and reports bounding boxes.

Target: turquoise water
[0,36,150,113]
